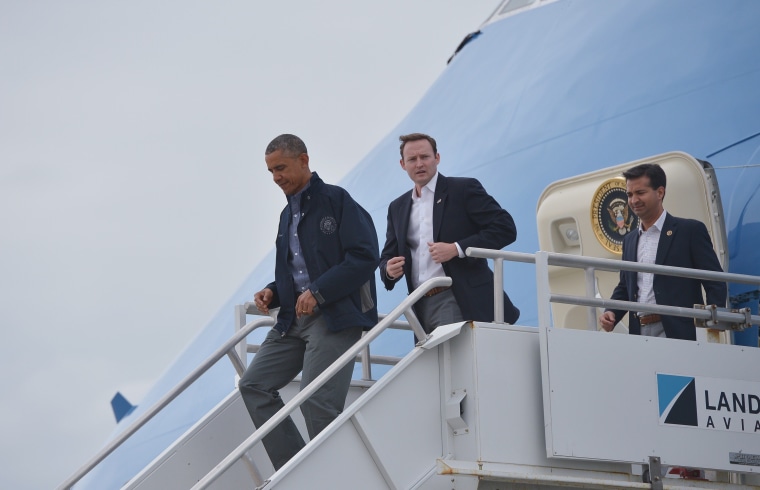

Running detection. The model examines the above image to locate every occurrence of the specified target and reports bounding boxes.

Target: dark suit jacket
[380,173,520,324]
[606,213,727,340]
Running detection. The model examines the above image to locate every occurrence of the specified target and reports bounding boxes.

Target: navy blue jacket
[266,173,379,335]
[380,174,520,324]
[606,213,727,340]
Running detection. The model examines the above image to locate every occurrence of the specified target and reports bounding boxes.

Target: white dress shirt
[407,173,448,289]
[636,210,668,309]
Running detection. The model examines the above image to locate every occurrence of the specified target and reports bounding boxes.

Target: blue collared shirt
[287,183,312,294]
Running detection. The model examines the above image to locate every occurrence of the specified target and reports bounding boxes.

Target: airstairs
[60,250,760,490]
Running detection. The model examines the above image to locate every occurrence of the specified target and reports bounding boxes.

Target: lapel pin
[666,230,672,236]
[436,198,442,204]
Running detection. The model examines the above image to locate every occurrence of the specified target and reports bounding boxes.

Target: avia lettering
[704,416,760,432]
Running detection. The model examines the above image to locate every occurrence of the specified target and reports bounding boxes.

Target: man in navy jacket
[239,134,378,469]
[380,133,519,335]
[599,163,726,340]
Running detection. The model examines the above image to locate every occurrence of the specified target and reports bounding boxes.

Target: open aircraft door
[536,151,729,342]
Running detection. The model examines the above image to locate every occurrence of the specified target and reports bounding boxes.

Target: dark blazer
[606,213,727,340]
[380,173,520,324]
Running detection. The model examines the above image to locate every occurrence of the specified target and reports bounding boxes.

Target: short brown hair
[399,133,437,158]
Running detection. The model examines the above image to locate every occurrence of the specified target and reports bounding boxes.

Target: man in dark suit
[380,133,520,334]
[599,163,727,340]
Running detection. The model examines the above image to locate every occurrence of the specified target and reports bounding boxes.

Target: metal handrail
[60,248,760,489]
[242,314,414,380]
[191,276,452,489]
[467,248,760,331]
[56,316,276,490]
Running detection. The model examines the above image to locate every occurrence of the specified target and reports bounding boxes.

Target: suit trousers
[238,312,362,469]
[415,288,464,335]
[641,321,666,338]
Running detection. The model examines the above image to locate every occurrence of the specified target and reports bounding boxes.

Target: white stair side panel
[470,324,630,476]
[268,346,445,489]
[541,327,760,473]
[126,390,267,490]
[127,382,369,489]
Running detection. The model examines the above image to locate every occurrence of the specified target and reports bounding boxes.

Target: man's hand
[386,256,405,280]
[254,288,274,314]
[427,241,458,264]
[295,289,318,318]
[599,311,617,332]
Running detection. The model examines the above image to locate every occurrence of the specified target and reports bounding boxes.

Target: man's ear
[399,158,405,170]
[299,152,310,168]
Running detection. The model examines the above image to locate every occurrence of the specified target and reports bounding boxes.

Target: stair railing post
[535,251,552,330]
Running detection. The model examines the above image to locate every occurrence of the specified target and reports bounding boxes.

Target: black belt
[423,286,451,297]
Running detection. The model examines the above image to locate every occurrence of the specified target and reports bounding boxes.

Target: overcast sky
[0,1,501,488]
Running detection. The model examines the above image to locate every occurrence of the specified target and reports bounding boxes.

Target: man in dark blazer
[380,133,520,334]
[599,163,726,340]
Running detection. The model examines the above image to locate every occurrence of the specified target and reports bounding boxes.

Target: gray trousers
[415,288,464,335]
[238,312,362,469]
[641,321,666,338]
